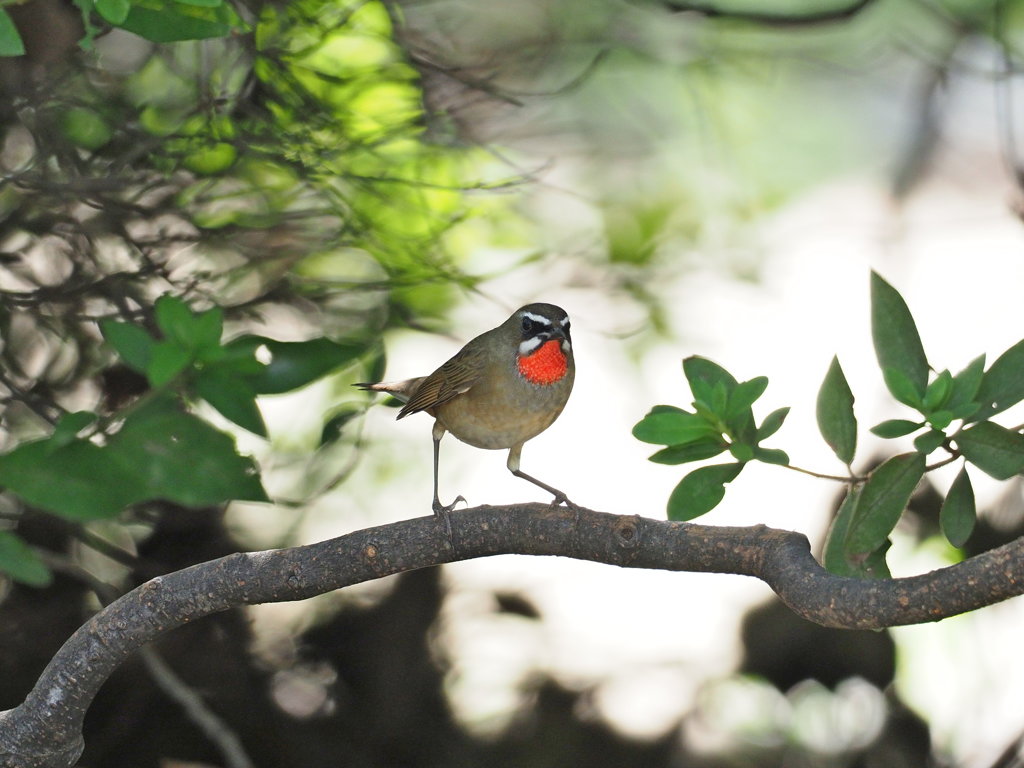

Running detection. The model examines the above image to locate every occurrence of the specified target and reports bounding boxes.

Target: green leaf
[666,463,744,521]
[941,467,976,548]
[871,271,929,400]
[100,320,155,373]
[822,485,862,577]
[0,401,267,520]
[860,541,893,579]
[912,429,946,455]
[633,407,717,446]
[956,421,1024,480]
[49,411,98,450]
[949,354,985,412]
[0,439,143,520]
[753,447,790,466]
[647,440,727,465]
[227,336,365,394]
[710,381,729,416]
[757,407,789,441]
[117,2,232,42]
[927,410,954,431]
[870,419,923,439]
[683,356,737,409]
[95,0,131,23]
[847,452,926,556]
[922,370,953,412]
[882,367,923,409]
[154,294,197,347]
[816,356,857,466]
[975,339,1024,420]
[950,402,981,422]
[729,443,754,462]
[195,368,267,437]
[0,10,25,56]
[146,341,192,387]
[728,377,768,418]
[107,402,268,506]
[723,377,764,442]
[191,307,225,357]
[0,532,52,587]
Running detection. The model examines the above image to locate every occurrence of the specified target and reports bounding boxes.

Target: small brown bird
[357,303,575,522]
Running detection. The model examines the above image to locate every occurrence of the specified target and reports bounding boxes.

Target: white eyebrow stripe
[522,311,552,326]
[559,316,570,326]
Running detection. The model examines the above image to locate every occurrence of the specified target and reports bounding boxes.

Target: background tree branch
[2,503,1023,768]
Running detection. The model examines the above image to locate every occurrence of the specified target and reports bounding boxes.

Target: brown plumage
[356,303,575,524]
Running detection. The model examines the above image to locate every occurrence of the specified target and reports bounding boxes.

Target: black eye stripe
[520,315,553,335]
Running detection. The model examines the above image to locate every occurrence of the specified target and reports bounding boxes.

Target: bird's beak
[548,327,568,341]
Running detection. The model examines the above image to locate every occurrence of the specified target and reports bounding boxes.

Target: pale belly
[432,373,572,449]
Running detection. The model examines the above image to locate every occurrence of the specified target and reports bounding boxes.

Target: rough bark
[2,503,1022,768]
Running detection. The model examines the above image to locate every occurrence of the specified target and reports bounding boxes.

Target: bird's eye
[521,317,534,333]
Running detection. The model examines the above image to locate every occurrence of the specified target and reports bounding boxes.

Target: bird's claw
[432,495,466,541]
[549,493,582,527]
[549,491,572,508]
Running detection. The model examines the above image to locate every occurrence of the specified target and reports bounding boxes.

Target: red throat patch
[518,339,568,385]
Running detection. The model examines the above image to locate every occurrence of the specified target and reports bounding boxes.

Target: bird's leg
[431,421,464,538]
[506,444,574,508]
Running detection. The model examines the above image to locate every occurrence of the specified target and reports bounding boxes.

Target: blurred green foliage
[0,0,512,584]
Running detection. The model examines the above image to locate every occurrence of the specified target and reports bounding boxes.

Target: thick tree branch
[2,503,1023,768]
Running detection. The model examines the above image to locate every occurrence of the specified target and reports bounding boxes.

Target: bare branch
[2,502,1023,768]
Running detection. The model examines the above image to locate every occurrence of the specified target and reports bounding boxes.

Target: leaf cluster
[636,271,1024,579]
[633,356,790,521]
[0,296,366,586]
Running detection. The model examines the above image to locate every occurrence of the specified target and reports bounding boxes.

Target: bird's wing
[397,344,486,418]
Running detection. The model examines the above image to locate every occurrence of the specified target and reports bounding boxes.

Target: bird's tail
[353,378,424,404]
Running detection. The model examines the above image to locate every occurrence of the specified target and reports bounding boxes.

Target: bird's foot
[432,495,466,541]
[548,492,582,527]
[548,490,573,508]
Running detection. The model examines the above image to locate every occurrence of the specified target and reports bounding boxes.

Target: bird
[356,303,575,526]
